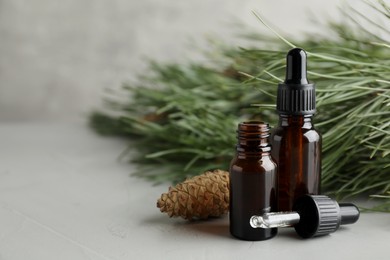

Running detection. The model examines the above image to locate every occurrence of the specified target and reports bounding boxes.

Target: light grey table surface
[0,121,389,260]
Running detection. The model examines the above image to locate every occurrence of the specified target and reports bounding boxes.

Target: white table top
[0,121,389,260]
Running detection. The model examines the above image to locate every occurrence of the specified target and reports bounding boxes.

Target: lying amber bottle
[229,122,277,241]
[271,48,321,211]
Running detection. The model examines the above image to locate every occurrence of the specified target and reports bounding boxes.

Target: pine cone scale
[157,169,230,220]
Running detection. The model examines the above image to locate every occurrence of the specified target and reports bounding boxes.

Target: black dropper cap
[292,195,360,238]
[277,48,316,115]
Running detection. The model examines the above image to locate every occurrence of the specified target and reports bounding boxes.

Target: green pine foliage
[90,1,390,210]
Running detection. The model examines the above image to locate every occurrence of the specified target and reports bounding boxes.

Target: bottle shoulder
[271,127,321,142]
[304,129,321,142]
[230,156,277,173]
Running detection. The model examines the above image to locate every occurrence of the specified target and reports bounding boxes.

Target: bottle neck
[278,114,314,128]
[236,121,271,157]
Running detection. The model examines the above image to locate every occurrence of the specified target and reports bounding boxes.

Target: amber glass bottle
[229,122,277,241]
[271,48,321,211]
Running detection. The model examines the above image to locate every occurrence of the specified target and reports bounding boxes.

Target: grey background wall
[0,0,373,121]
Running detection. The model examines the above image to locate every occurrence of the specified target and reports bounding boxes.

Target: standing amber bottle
[230,122,277,241]
[271,48,321,211]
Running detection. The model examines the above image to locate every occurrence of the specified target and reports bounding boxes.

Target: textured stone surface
[0,121,388,260]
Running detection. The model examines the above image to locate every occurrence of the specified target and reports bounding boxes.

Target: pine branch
[90,0,390,210]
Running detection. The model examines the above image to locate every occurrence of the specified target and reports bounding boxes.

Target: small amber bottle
[271,48,321,211]
[229,121,277,241]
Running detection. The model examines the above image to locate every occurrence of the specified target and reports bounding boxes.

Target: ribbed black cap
[292,195,360,238]
[277,48,316,115]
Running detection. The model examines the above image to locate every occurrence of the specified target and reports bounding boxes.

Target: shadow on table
[181,217,231,239]
[142,214,231,239]
[142,214,310,240]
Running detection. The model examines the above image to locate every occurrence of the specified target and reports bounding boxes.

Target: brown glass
[271,114,321,211]
[229,122,277,241]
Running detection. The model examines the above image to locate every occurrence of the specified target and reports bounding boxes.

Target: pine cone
[157,169,230,220]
